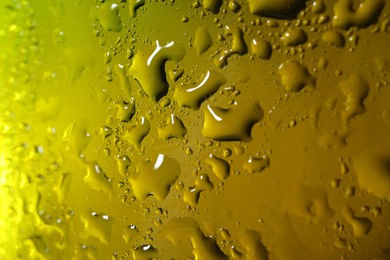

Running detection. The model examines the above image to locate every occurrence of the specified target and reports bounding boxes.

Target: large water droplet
[123,116,150,149]
[174,70,226,110]
[129,154,181,201]
[129,40,185,100]
[247,0,307,19]
[194,26,213,55]
[278,60,316,92]
[202,101,263,141]
[206,154,230,181]
[332,0,385,29]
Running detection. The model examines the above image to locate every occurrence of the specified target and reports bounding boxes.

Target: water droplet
[250,38,272,59]
[168,68,184,82]
[84,162,112,195]
[247,0,307,19]
[214,26,246,68]
[278,60,315,92]
[158,114,187,140]
[100,126,113,138]
[243,156,270,173]
[129,154,181,201]
[116,155,131,176]
[228,1,241,12]
[184,174,213,205]
[202,101,263,141]
[80,210,113,244]
[331,178,341,188]
[159,97,171,108]
[174,70,226,110]
[63,120,91,156]
[238,230,269,259]
[129,40,185,100]
[203,0,222,13]
[194,26,213,55]
[131,244,158,259]
[115,64,132,97]
[116,98,136,122]
[94,3,122,32]
[311,0,326,13]
[161,217,225,259]
[342,206,373,237]
[322,29,345,48]
[332,0,385,29]
[123,116,150,149]
[338,74,369,122]
[206,154,230,181]
[129,0,145,17]
[223,149,232,158]
[281,28,307,46]
[354,150,390,200]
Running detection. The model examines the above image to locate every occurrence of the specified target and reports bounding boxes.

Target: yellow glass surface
[0,0,390,259]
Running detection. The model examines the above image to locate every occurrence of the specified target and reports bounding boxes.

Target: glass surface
[1,0,390,259]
